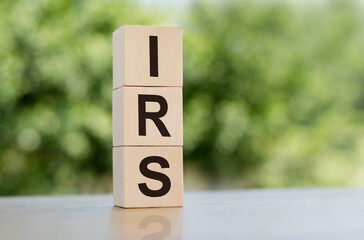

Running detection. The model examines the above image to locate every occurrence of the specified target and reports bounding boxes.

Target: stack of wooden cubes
[112,25,183,208]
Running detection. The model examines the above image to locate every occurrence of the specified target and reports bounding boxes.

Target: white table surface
[1,188,364,240]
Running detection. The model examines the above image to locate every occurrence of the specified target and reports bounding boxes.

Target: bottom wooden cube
[113,146,183,208]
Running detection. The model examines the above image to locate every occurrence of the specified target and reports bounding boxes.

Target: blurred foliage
[184,0,364,188]
[1,0,364,195]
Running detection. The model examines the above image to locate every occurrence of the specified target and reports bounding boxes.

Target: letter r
[138,94,171,137]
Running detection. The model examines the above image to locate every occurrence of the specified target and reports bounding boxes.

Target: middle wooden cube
[113,86,183,146]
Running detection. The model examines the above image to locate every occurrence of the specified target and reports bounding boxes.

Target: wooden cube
[113,25,182,88]
[113,146,183,208]
[113,25,183,209]
[113,87,183,147]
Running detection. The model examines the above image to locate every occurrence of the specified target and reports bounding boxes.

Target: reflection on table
[112,207,182,240]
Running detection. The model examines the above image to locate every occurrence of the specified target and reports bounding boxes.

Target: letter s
[138,156,171,197]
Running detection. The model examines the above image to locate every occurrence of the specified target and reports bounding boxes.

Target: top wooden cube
[113,25,182,88]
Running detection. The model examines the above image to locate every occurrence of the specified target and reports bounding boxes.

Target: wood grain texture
[113,86,183,147]
[113,25,182,88]
[113,146,183,208]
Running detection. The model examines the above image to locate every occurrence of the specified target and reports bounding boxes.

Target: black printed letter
[138,156,171,197]
[149,36,159,77]
[138,94,171,137]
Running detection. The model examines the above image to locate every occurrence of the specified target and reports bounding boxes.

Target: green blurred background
[1,0,364,195]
